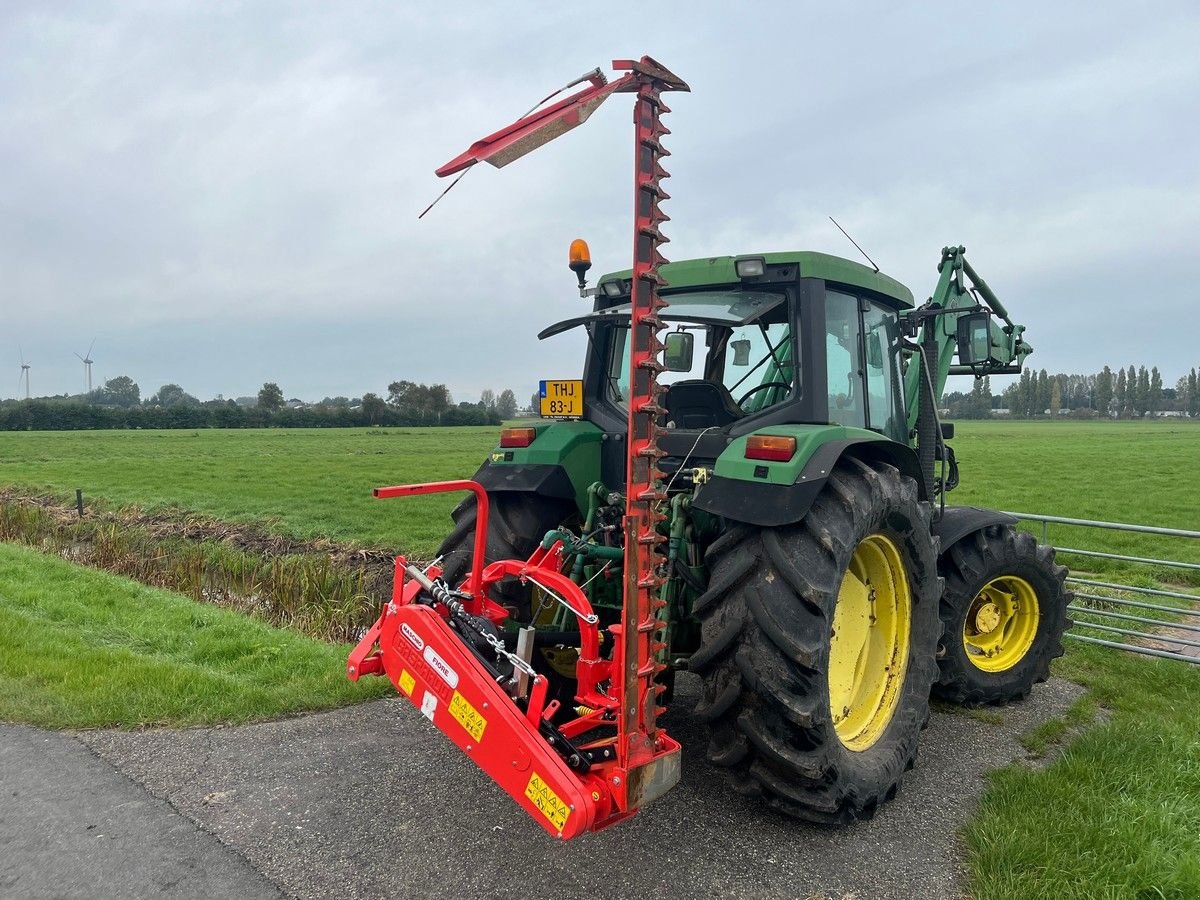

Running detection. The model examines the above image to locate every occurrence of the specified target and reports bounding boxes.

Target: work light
[735,256,766,278]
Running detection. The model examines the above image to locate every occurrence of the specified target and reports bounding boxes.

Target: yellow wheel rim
[963,575,1039,672]
[829,534,911,752]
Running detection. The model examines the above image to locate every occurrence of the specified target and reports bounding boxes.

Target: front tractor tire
[933,525,1069,706]
[691,458,941,824]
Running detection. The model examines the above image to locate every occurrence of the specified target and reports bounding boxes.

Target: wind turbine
[75,338,95,393]
[18,347,31,400]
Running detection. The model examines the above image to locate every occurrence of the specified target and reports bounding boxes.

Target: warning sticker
[524,771,571,832]
[448,691,487,742]
[398,669,416,697]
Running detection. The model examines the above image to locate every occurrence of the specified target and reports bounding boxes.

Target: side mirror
[664,331,695,372]
[956,312,998,366]
[730,339,751,366]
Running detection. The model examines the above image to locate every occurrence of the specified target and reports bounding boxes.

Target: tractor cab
[539,248,916,490]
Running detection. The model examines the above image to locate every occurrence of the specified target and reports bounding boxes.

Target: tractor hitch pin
[523,574,600,625]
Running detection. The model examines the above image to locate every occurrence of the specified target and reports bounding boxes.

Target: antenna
[18,346,31,400]
[829,216,880,273]
[75,338,96,392]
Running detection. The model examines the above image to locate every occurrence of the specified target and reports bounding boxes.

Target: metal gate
[1002,511,1200,665]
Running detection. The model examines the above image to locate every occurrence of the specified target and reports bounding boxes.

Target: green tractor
[349,57,1068,834]
[437,244,1069,823]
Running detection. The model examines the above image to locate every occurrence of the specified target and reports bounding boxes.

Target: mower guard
[350,595,605,839]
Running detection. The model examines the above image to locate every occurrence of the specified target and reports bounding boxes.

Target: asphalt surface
[2,675,1083,900]
[0,725,280,900]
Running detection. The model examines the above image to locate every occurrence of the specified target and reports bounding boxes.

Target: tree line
[0,376,534,431]
[945,366,1200,419]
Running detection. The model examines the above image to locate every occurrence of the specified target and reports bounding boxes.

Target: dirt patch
[1140,619,1200,659]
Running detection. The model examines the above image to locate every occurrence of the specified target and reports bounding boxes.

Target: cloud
[2,1,1198,401]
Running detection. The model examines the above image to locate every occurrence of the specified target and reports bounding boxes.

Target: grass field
[0,427,499,555]
[0,542,390,729]
[1,421,1197,566]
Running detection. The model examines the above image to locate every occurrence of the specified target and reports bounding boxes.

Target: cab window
[825,290,865,428]
[863,302,905,440]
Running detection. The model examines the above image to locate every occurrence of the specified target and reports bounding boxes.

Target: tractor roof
[598,251,914,308]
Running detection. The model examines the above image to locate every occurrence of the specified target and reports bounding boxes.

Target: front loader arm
[903,246,1033,432]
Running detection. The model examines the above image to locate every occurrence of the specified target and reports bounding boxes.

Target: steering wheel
[737,381,790,408]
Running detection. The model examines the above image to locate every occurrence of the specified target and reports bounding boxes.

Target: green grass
[968,644,1200,899]
[0,427,502,555]
[0,542,390,729]
[0,421,1195,564]
[940,425,1200,899]
[949,420,1200,583]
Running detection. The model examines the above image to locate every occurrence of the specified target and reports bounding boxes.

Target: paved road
[4,675,1082,900]
[0,726,280,899]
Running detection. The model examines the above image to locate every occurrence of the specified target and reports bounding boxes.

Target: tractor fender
[931,506,1019,554]
[693,436,924,528]
[473,421,604,514]
[471,460,578,502]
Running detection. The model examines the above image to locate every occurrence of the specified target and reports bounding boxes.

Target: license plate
[539,379,583,419]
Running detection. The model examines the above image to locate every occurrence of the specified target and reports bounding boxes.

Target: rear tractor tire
[437,492,576,614]
[933,524,1070,706]
[691,458,941,824]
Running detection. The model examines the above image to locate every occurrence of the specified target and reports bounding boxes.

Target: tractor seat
[663,380,744,429]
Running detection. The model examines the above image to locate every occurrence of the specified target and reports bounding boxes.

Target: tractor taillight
[745,435,796,462]
[500,427,537,448]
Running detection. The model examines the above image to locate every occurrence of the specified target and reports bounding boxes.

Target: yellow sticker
[448,691,487,742]
[398,669,416,697]
[491,453,504,462]
[524,771,571,832]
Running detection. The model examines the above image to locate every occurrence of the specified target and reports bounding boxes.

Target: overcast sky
[3,1,1198,403]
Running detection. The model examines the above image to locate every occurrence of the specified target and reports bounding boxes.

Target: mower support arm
[374,480,489,603]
